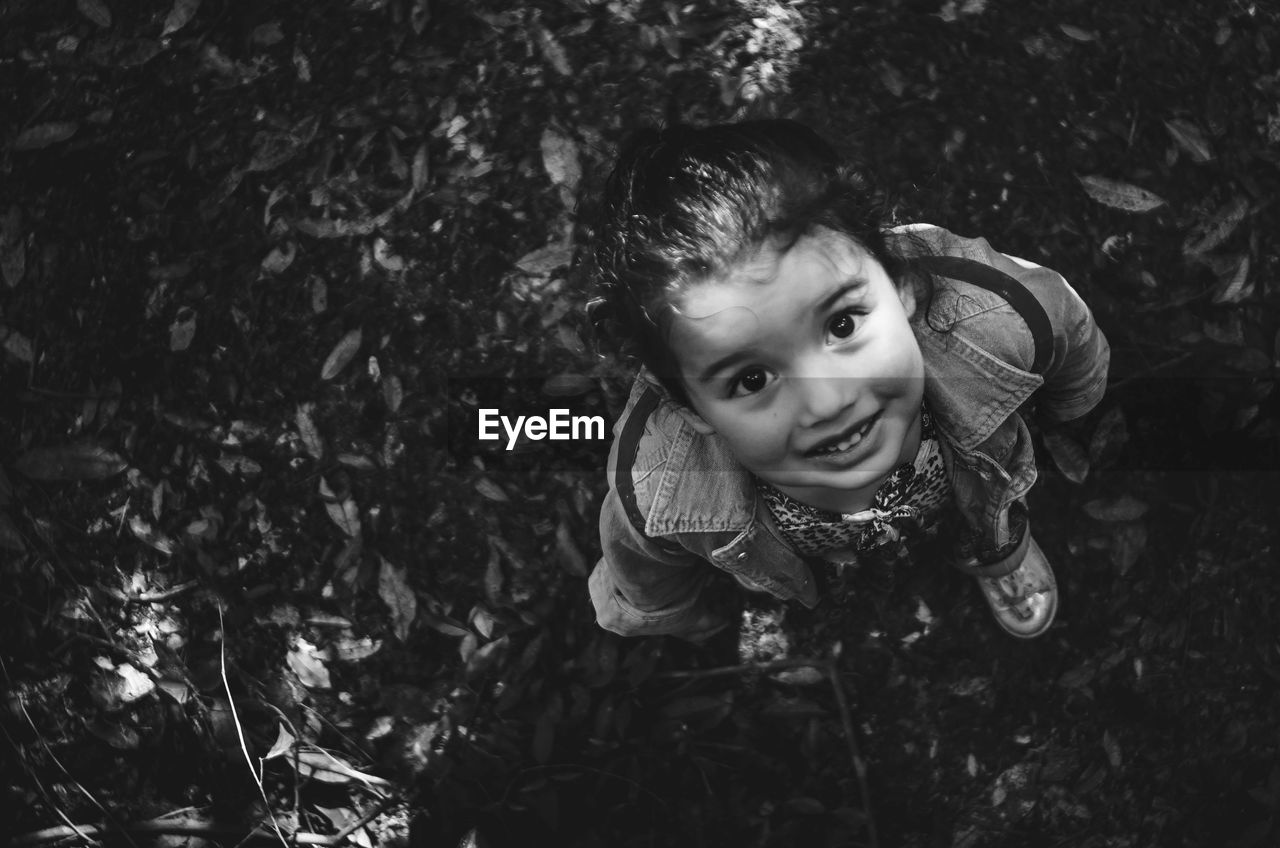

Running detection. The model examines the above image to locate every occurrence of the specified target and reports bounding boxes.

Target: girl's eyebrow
[814,279,867,316]
[695,278,868,384]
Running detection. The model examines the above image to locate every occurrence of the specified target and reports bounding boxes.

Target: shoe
[974,535,1058,639]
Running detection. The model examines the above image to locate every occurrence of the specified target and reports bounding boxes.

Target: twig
[111,580,198,604]
[1106,351,1195,393]
[826,661,879,848]
[330,793,403,844]
[11,820,352,847]
[218,606,290,848]
[654,656,827,681]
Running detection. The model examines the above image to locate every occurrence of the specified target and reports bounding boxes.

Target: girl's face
[668,227,925,514]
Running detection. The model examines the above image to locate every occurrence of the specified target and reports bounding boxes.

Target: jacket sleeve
[590,487,729,641]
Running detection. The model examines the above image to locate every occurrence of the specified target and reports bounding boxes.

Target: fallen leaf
[373,237,405,272]
[1077,175,1166,213]
[382,374,403,413]
[319,478,360,537]
[16,443,128,481]
[332,636,382,662]
[379,556,418,642]
[77,0,112,27]
[14,122,79,152]
[287,637,332,689]
[128,515,175,554]
[878,62,906,97]
[1102,730,1122,768]
[295,402,324,459]
[540,128,581,193]
[771,666,827,686]
[555,521,588,576]
[261,242,296,274]
[1,326,33,363]
[264,724,296,759]
[1058,24,1096,42]
[1163,118,1214,162]
[515,242,573,275]
[162,0,201,37]
[542,373,595,397]
[321,328,362,380]
[169,307,197,351]
[1088,407,1129,469]
[1210,254,1251,304]
[1183,196,1249,256]
[475,478,508,502]
[1083,495,1149,522]
[1044,431,1089,483]
[1110,523,1147,574]
[412,143,430,192]
[534,24,572,76]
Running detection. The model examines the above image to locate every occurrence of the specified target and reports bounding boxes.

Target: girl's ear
[674,403,717,436]
[897,275,918,320]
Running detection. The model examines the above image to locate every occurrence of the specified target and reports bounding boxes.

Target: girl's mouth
[807,412,880,457]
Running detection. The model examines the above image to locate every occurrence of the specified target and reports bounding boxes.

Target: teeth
[815,417,874,455]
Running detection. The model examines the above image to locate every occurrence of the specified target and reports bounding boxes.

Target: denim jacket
[589,225,1110,639]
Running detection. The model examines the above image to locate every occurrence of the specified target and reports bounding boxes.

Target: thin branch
[111,580,199,604]
[11,820,350,847]
[826,661,879,848]
[653,656,827,681]
[218,606,290,848]
[1106,351,1195,393]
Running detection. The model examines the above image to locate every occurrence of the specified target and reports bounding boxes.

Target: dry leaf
[373,237,405,272]
[295,402,324,459]
[878,62,906,97]
[287,637,332,689]
[321,328,362,380]
[332,636,382,662]
[540,128,581,193]
[1044,431,1089,483]
[379,556,418,642]
[1111,523,1148,575]
[1077,175,1166,213]
[319,478,360,537]
[1058,24,1096,42]
[534,24,572,76]
[542,373,595,397]
[1211,254,1251,304]
[264,724,297,759]
[475,478,508,502]
[14,122,79,152]
[412,143,430,192]
[515,242,573,275]
[77,0,112,27]
[1102,730,1122,768]
[382,374,403,413]
[162,0,201,37]
[169,307,196,351]
[16,443,128,481]
[261,242,296,274]
[1,326,33,363]
[1088,407,1129,469]
[1084,495,1149,522]
[1183,196,1249,256]
[1163,118,1214,162]
[555,520,588,576]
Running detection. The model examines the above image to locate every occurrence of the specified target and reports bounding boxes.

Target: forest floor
[2,1,1280,847]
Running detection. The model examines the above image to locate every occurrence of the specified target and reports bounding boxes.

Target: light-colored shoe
[975,535,1058,639]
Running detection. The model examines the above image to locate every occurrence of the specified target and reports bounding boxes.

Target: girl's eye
[730,367,770,396]
[830,311,858,339]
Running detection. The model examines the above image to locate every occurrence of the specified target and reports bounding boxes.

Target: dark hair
[585,119,932,406]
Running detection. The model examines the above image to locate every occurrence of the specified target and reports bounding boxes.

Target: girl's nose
[794,376,854,427]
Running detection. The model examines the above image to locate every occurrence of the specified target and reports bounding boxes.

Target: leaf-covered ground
[2,1,1280,846]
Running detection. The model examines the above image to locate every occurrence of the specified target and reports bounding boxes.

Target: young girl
[584,120,1109,641]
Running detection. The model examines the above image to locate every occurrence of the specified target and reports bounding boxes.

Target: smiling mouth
[807,412,880,457]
